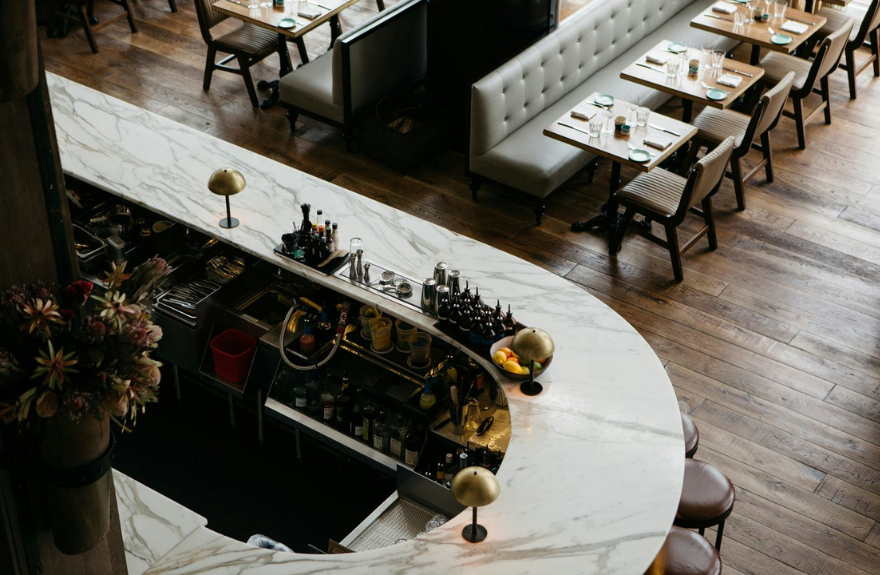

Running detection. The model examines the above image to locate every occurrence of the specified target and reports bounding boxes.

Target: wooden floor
[40,1,880,574]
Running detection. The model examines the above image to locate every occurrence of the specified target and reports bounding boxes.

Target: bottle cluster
[437,280,518,350]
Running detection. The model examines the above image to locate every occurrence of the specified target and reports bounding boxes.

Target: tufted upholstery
[469,0,737,199]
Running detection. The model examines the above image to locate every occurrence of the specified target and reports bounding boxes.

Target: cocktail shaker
[447,270,461,295]
[433,262,448,286]
[421,279,437,311]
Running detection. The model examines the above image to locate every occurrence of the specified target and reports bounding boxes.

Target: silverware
[701,81,712,89]
[649,123,681,137]
[705,13,734,21]
[309,1,332,8]
[225,0,249,7]
[627,142,656,157]
[636,62,666,73]
[723,66,753,77]
[786,16,816,26]
[558,121,591,136]
[768,27,777,34]
[585,100,608,109]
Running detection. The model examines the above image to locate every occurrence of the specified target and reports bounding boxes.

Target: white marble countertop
[49,72,684,575]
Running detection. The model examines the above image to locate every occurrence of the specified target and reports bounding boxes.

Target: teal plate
[278,17,296,28]
[629,149,652,163]
[667,42,689,53]
[771,33,793,45]
[594,93,615,106]
[706,88,729,101]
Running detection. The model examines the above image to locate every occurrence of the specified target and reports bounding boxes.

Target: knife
[785,16,816,26]
[558,122,592,136]
[585,100,608,109]
[723,66,753,77]
[649,123,681,137]
[704,13,734,21]
[225,0,249,7]
[636,62,666,73]
[309,0,332,7]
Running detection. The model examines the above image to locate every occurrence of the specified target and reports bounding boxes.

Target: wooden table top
[212,0,360,38]
[690,6,827,54]
[620,40,765,110]
[543,92,697,173]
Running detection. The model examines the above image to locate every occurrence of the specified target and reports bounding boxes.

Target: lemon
[493,351,507,365]
[502,360,521,374]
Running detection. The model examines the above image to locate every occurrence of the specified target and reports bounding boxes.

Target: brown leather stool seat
[675,460,735,551]
[644,526,722,575]
[682,412,699,458]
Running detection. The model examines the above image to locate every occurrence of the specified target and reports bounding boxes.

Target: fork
[627,142,656,157]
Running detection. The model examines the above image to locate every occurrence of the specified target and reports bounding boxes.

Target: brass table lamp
[208,168,246,229]
[512,327,554,396]
[451,466,500,543]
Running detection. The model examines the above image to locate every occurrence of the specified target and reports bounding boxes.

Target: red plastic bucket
[210,329,257,383]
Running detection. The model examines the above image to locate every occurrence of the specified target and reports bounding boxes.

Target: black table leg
[750,44,761,65]
[295,37,310,64]
[259,34,301,110]
[571,161,623,242]
[681,99,693,124]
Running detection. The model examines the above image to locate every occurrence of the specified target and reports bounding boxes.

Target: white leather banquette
[468,0,736,204]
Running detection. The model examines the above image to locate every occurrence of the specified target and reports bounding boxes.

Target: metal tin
[421,279,437,311]
[433,262,448,286]
[435,284,450,315]
[447,270,461,293]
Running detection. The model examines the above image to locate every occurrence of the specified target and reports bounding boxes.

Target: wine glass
[625,93,640,124]
[601,107,614,135]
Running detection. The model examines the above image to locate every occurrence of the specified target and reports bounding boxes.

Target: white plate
[629,149,652,163]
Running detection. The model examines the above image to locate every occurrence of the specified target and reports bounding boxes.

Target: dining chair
[685,72,795,211]
[193,0,291,108]
[50,0,138,54]
[816,0,880,99]
[758,18,854,149]
[610,138,735,283]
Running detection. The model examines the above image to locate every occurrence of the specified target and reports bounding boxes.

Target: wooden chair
[610,138,736,283]
[816,0,880,99]
[685,72,795,211]
[758,18,854,149]
[50,0,138,54]
[193,0,291,108]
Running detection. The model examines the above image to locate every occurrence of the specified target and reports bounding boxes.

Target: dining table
[543,92,697,250]
[690,3,827,64]
[212,0,362,109]
[620,39,765,122]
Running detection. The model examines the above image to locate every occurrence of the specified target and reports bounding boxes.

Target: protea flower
[93,292,138,329]
[32,341,78,389]
[18,298,65,337]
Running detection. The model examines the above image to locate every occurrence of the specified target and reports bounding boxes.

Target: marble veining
[49,73,684,575]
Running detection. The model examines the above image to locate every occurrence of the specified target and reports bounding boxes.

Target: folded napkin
[711,2,737,14]
[646,52,670,65]
[298,6,321,19]
[644,134,673,150]
[716,74,743,88]
[781,20,809,34]
[571,109,596,121]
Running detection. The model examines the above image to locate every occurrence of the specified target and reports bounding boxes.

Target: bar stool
[644,526,722,575]
[675,460,735,551]
[681,412,699,459]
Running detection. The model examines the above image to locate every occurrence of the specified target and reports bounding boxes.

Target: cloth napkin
[571,109,596,121]
[781,20,809,34]
[644,134,673,150]
[711,2,737,14]
[646,52,671,65]
[716,74,743,88]
[298,6,321,19]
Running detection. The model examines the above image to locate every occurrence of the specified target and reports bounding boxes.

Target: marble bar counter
[48,72,684,575]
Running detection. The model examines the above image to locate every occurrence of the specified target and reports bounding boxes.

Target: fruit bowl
[489,335,553,381]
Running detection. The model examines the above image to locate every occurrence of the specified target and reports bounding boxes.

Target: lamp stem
[472,506,478,533]
[225,195,232,223]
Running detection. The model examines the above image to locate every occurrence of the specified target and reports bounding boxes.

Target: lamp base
[219,217,239,229]
[520,379,543,396]
[462,523,487,543]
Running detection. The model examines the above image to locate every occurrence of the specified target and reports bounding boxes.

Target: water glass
[635,107,650,128]
[701,36,715,70]
[666,57,682,78]
[588,116,604,138]
[773,0,787,20]
[370,317,393,352]
[734,7,747,28]
[409,333,432,367]
[248,0,260,8]
[395,319,418,352]
[712,50,726,70]
[349,237,363,255]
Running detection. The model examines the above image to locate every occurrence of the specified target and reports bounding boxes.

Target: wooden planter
[39,412,114,555]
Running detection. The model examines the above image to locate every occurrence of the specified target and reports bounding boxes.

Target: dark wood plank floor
[40,1,880,573]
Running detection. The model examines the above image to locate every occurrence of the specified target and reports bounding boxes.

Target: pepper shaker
[348,253,357,281]
[356,249,364,280]
[364,263,371,284]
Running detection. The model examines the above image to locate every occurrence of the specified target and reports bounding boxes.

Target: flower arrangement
[0,257,170,429]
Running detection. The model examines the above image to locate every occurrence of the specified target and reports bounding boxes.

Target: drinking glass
[734,7,746,28]
[712,50,726,71]
[395,319,418,352]
[773,0,787,20]
[601,108,614,135]
[677,41,690,74]
[370,317,393,352]
[625,93,640,123]
[635,107,650,128]
[701,36,715,70]
[349,237,363,255]
[666,57,682,79]
[588,116,603,138]
[248,0,260,8]
[359,304,381,340]
[409,333,432,367]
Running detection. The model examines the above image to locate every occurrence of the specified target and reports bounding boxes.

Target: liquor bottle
[504,304,517,336]
[305,371,320,417]
[337,301,350,334]
[324,219,331,239]
[388,413,402,459]
[494,299,503,320]
[481,319,496,350]
[461,281,472,308]
[300,318,316,355]
[316,209,324,234]
[459,451,469,470]
[470,312,483,346]
[404,428,422,467]
[315,310,334,341]
[437,294,451,326]
[458,306,472,338]
[293,384,307,410]
[443,453,455,484]
[363,400,378,444]
[420,373,437,411]
[352,390,364,438]
[468,358,487,405]
[321,386,336,427]
[373,412,390,453]
[299,203,311,233]
[448,302,462,327]
[335,374,351,433]
[493,315,506,343]
[473,286,483,310]
[393,418,410,462]
[331,222,339,251]
[436,457,446,483]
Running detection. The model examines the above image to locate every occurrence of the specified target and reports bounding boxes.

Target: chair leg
[665,224,684,282]
[761,131,774,183]
[120,0,138,33]
[203,46,217,91]
[610,207,636,254]
[793,98,806,150]
[846,48,857,100]
[343,129,354,152]
[286,109,298,132]
[168,0,178,12]
[376,0,385,10]
[821,76,832,125]
[533,202,547,226]
[729,156,746,211]
[237,55,260,107]
[681,141,701,176]
[702,197,718,250]
[872,29,880,76]
[77,3,99,53]
[468,178,482,201]
[715,520,726,552]
[586,159,599,184]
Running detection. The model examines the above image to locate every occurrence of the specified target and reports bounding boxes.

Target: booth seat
[279,0,427,149]
[468,0,737,224]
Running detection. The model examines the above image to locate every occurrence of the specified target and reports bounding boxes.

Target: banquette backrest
[469,0,697,156]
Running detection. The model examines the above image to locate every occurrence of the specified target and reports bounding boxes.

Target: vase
[39,411,113,555]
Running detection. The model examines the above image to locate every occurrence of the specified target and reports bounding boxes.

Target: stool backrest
[193,0,228,45]
[677,137,735,219]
